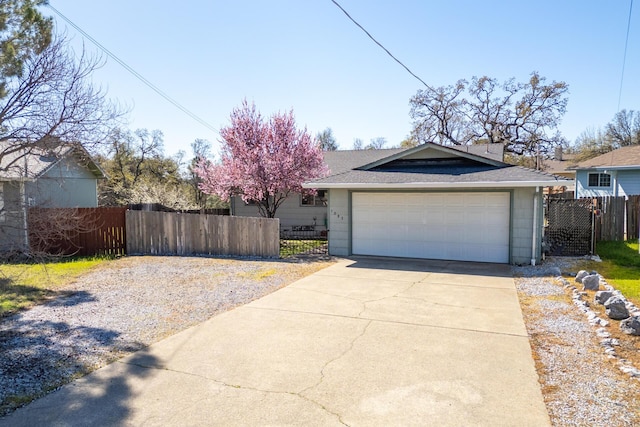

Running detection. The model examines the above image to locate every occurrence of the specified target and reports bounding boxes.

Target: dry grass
[517,272,640,426]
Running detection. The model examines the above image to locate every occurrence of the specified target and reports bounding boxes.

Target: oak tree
[409,72,569,155]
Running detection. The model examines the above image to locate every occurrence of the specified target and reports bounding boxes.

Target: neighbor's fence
[546,195,640,255]
[128,203,230,216]
[626,195,640,241]
[29,207,127,256]
[126,210,279,257]
[280,226,328,256]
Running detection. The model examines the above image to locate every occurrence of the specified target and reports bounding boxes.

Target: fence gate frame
[545,195,640,256]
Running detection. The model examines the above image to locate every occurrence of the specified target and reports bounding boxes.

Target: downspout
[531,187,540,266]
[20,181,29,251]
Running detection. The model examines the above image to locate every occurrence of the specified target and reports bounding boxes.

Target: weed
[0,256,108,317]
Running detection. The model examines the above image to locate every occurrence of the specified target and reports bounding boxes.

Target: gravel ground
[3,255,640,424]
[0,256,332,416]
[514,257,640,426]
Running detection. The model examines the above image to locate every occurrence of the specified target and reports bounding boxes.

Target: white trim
[573,165,640,171]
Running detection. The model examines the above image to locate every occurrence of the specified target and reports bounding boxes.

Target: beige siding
[328,189,350,256]
[231,193,328,230]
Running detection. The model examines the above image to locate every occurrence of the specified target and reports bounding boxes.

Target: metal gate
[545,198,593,256]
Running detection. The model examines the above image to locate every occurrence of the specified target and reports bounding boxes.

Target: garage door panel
[352,192,510,263]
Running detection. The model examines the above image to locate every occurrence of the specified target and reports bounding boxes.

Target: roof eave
[573,165,640,171]
[303,180,573,189]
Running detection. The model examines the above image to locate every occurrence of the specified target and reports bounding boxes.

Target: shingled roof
[308,143,571,189]
[573,145,640,169]
[0,141,105,180]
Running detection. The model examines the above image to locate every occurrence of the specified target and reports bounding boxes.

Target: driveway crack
[118,359,350,425]
[299,320,373,397]
[357,279,426,317]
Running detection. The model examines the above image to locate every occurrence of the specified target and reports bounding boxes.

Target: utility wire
[47,4,219,134]
[618,0,634,111]
[330,0,433,90]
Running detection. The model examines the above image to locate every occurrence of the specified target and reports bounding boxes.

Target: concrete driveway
[1,257,550,426]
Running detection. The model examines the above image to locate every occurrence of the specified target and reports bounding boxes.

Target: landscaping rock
[620,316,640,336]
[595,291,614,305]
[575,270,589,283]
[547,266,562,277]
[582,274,600,291]
[604,296,630,320]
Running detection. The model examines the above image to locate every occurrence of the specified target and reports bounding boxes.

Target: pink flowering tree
[195,101,328,218]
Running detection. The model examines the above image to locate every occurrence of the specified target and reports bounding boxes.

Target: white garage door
[352,192,510,263]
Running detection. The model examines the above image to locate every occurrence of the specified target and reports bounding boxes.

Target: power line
[618,0,634,111]
[47,4,219,135]
[329,0,433,90]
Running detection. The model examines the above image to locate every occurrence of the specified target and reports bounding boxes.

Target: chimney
[554,146,563,161]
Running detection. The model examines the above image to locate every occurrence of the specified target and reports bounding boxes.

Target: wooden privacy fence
[29,207,127,256]
[627,195,640,240]
[126,210,279,257]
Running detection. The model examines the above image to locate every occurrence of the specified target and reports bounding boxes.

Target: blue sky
[47,1,638,156]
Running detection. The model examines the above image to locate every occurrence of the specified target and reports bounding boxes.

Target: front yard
[0,257,108,317]
[0,256,333,416]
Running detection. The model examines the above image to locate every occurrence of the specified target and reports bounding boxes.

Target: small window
[588,173,611,187]
[301,190,326,207]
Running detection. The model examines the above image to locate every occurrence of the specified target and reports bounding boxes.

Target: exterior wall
[326,187,543,265]
[575,170,614,198]
[25,158,99,208]
[617,170,640,197]
[327,189,350,256]
[231,193,328,230]
[510,187,542,265]
[0,181,28,251]
[576,169,640,199]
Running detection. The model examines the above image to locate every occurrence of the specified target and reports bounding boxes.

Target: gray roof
[0,140,105,180]
[309,143,571,189]
[322,148,405,175]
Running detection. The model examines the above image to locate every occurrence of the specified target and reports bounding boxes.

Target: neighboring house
[540,147,577,197]
[231,143,505,236]
[303,142,571,265]
[571,145,640,199]
[0,141,106,252]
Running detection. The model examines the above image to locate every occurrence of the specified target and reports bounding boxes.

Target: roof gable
[0,141,106,180]
[305,143,571,189]
[358,142,506,171]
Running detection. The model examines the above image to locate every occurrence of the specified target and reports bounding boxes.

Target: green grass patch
[279,240,326,258]
[0,256,108,317]
[579,240,640,304]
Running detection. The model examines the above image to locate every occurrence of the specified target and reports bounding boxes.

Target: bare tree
[365,137,387,150]
[409,72,569,156]
[0,37,122,163]
[316,127,338,151]
[605,109,640,147]
[410,79,468,145]
[0,10,122,257]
